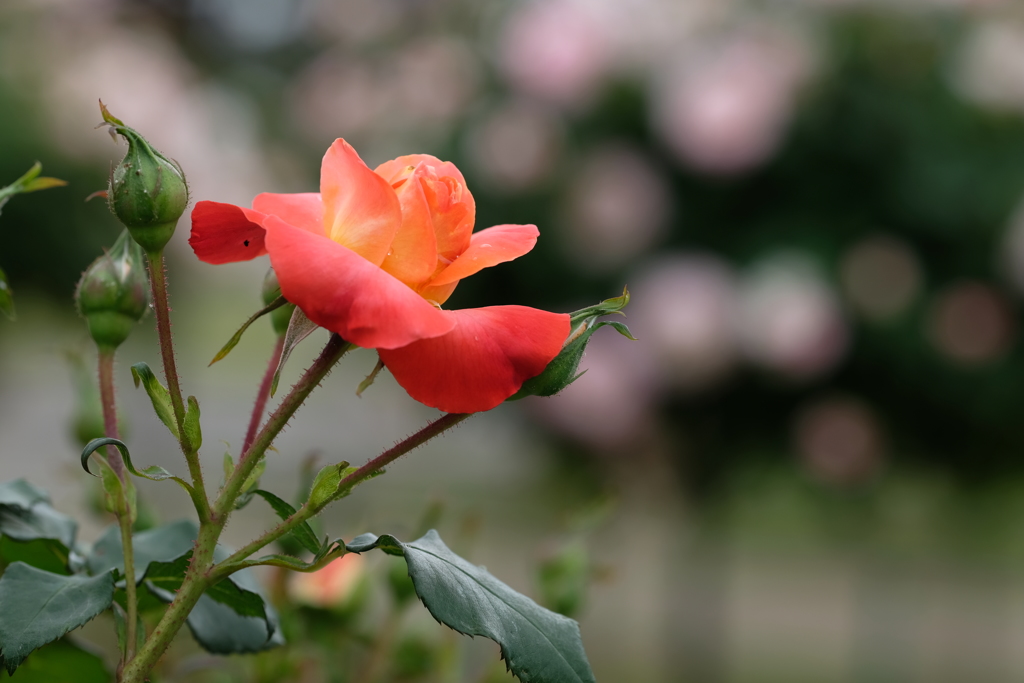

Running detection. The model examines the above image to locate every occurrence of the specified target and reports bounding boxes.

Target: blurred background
[4,0,1024,680]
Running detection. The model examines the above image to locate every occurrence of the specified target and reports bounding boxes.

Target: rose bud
[509,288,635,400]
[75,229,151,350]
[100,102,188,254]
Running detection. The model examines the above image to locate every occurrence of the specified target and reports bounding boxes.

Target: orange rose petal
[264,215,454,349]
[429,224,539,287]
[423,175,475,265]
[253,193,324,235]
[379,165,439,287]
[320,139,402,266]
[379,306,570,413]
[189,201,269,264]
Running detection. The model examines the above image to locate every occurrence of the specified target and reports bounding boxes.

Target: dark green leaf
[0,502,76,550]
[112,602,145,660]
[0,563,114,673]
[252,490,320,554]
[0,268,13,321]
[270,308,319,396]
[0,638,110,683]
[0,480,50,510]
[0,537,70,576]
[208,296,287,365]
[129,363,179,439]
[347,531,596,683]
[145,553,267,620]
[86,519,197,582]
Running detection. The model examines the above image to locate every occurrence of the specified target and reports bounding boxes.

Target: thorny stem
[98,349,138,667]
[121,334,352,683]
[242,335,285,455]
[213,412,472,572]
[145,250,210,520]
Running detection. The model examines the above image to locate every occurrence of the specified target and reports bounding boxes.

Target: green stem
[98,349,138,666]
[213,412,472,573]
[121,334,352,683]
[145,250,210,520]
[216,334,352,519]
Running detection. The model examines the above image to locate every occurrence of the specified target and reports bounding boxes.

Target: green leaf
[0,563,114,673]
[0,267,13,321]
[112,602,145,660]
[0,163,66,217]
[129,363,179,439]
[270,308,319,397]
[347,531,596,683]
[208,296,287,365]
[251,490,320,554]
[143,547,283,654]
[0,638,110,683]
[0,538,70,576]
[0,480,50,510]
[81,438,195,499]
[86,519,197,582]
[568,286,629,327]
[183,396,202,451]
[234,458,267,510]
[0,502,77,551]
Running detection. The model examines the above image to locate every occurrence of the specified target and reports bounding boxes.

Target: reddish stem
[242,335,285,455]
[98,348,125,477]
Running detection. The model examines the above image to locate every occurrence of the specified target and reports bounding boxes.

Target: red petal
[263,216,454,349]
[379,306,570,413]
[189,201,268,264]
[320,139,402,266]
[252,193,324,235]
[429,224,538,287]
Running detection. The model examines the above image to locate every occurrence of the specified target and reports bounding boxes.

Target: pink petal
[189,201,268,264]
[429,224,539,287]
[379,306,570,413]
[263,216,454,349]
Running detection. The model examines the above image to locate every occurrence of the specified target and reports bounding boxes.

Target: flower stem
[213,412,472,572]
[145,250,210,520]
[242,335,285,455]
[98,349,138,665]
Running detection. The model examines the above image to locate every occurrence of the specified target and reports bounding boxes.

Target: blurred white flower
[562,145,671,272]
[629,254,739,392]
[953,20,1024,113]
[498,0,611,108]
[308,0,405,45]
[793,395,884,487]
[464,98,565,192]
[651,27,814,174]
[927,281,1015,365]
[840,235,923,321]
[736,252,848,379]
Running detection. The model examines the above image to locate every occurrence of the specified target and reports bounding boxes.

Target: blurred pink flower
[290,553,366,610]
[630,254,739,392]
[793,395,885,487]
[928,282,1015,365]
[736,253,848,379]
[498,0,611,108]
[561,145,671,272]
[840,235,922,321]
[464,99,565,192]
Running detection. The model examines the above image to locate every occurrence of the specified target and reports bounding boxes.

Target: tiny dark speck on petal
[244,240,250,247]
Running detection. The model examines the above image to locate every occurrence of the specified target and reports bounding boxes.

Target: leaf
[81,438,195,499]
[143,546,283,654]
[251,490,320,554]
[0,267,13,321]
[112,602,145,660]
[208,296,287,365]
[270,308,319,397]
[184,396,202,451]
[0,163,66,217]
[0,638,110,683]
[0,563,114,673]
[129,363,179,439]
[0,480,50,510]
[347,531,596,683]
[234,458,267,510]
[0,537,70,576]
[0,502,77,550]
[86,519,197,583]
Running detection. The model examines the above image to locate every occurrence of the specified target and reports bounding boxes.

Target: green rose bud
[509,288,635,401]
[262,268,295,336]
[76,229,151,351]
[100,102,188,254]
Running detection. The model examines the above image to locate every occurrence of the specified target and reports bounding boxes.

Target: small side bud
[76,229,151,350]
[262,268,295,336]
[509,287,635,400]
[100,101,188,253]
